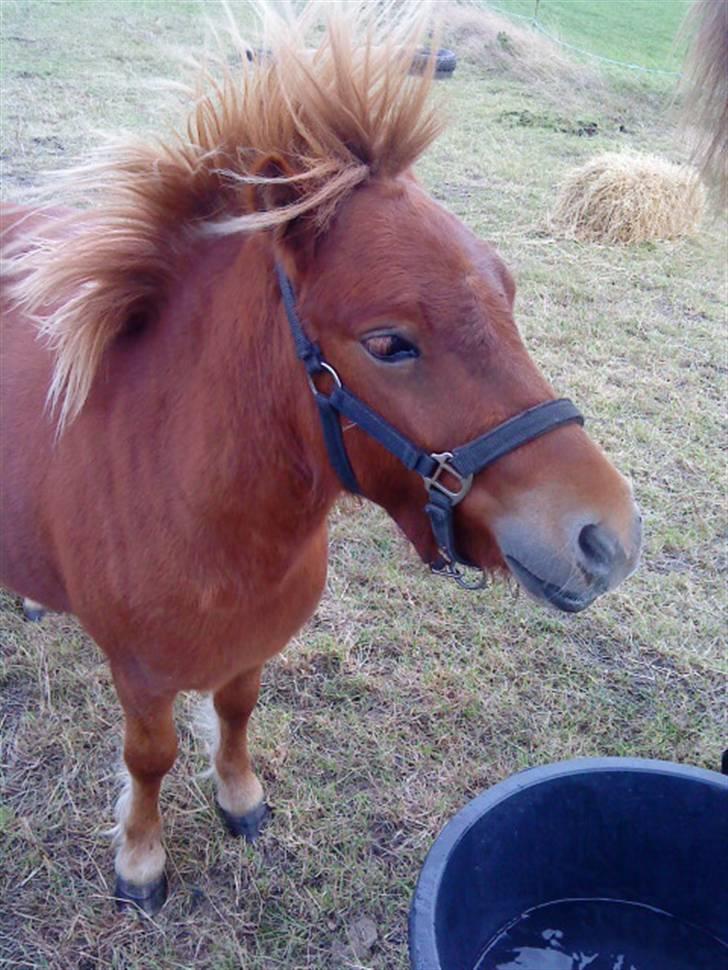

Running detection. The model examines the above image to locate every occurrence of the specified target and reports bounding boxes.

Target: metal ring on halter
[306,361,342,396]
[423,452,473,505]
[430,557,487,590]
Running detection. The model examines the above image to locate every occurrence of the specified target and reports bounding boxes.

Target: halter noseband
[276,263,584,590]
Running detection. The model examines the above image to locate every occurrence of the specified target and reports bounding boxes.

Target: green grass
[488,0,691,72]
[1,1,726,968]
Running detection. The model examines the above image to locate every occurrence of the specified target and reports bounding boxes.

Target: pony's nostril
[577,523,617,575]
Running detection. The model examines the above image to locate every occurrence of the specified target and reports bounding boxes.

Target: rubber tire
[410,47,457,76]
[244,45,457,76]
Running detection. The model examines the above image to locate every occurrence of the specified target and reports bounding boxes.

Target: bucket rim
[408,756,728,970]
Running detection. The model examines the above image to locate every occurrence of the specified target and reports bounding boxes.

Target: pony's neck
[167,232,341,562]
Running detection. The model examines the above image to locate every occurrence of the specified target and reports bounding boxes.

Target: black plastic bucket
[409,758,728,970]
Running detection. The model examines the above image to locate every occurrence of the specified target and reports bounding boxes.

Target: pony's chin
[505,556,598,613]
[403,524,595,611]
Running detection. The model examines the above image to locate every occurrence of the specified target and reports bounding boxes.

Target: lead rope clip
[430,556,487,591]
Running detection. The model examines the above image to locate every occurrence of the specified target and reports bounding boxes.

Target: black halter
[276,263,584,589]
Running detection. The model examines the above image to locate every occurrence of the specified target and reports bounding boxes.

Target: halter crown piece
[276,264,584,590]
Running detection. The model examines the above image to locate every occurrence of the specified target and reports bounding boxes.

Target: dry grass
[1,2,726,968]
[550,151,705,244]
[443,1,600,92]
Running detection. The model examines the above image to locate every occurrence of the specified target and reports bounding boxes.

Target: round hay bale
[550,152,705,244]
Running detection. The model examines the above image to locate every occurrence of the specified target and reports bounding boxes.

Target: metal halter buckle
[430,556,487,591]
[306,361,342,396]
[423,452,473,505]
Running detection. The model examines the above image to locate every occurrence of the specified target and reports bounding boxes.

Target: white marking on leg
[105,764,132,844]
[194,694,264,816]
[194,694,220,781]
[108,765,165,885]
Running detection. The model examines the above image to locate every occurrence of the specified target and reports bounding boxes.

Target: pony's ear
[246,154,315,277]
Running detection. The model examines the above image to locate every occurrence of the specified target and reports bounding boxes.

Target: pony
[0,1,641,914]
[680,0,728,206]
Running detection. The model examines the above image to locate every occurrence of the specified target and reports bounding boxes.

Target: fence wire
[482,0,683,77]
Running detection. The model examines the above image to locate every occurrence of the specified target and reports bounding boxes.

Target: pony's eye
[362,333,419,362]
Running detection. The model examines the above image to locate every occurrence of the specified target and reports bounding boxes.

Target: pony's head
[279,176,641,610]
[239,2,640,608]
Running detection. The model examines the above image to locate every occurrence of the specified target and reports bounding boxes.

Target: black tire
[244,45,457,76]
[244,47,273,64]
[410,47,457,77]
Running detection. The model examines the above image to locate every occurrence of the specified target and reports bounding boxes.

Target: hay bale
[550,152,705,244]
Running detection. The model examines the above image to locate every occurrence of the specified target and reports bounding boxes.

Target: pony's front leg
[210,666,270,839]
[111,674,177,915]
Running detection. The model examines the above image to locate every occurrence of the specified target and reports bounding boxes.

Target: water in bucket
[475,898,728,970]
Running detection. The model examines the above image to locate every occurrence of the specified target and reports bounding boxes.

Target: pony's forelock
[3,0,443,431]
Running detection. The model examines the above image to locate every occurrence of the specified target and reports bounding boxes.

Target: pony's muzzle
[496,506,642,613]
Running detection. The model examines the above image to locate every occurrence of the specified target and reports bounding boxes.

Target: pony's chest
[139,527,330,691]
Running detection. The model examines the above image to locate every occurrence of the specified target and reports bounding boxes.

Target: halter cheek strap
[276,263,584,589]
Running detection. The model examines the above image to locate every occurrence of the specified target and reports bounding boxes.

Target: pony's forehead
[307,177,512,327]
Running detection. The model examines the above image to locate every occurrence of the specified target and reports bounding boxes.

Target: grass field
[489,0,691,72]
[1,2,726,968]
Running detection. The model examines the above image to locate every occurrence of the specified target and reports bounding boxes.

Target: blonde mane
[680,0,728,206]
[4,0,442,430]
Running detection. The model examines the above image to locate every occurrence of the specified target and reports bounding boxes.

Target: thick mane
[3,0,442,430]
[680,0,728,206]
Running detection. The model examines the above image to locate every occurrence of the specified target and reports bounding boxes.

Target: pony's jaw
[383,488,642,612]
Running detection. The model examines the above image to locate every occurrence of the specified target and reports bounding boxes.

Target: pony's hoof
[22,599,46,622]
[114,872,167,916]
[217,799,271,841]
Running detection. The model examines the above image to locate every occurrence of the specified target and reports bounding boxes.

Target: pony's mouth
[505,555,601,613]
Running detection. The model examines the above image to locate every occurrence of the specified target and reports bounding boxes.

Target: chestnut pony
[0,3,641,913]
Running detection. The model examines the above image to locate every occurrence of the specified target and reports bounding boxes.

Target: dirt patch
[497,108,605,137]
